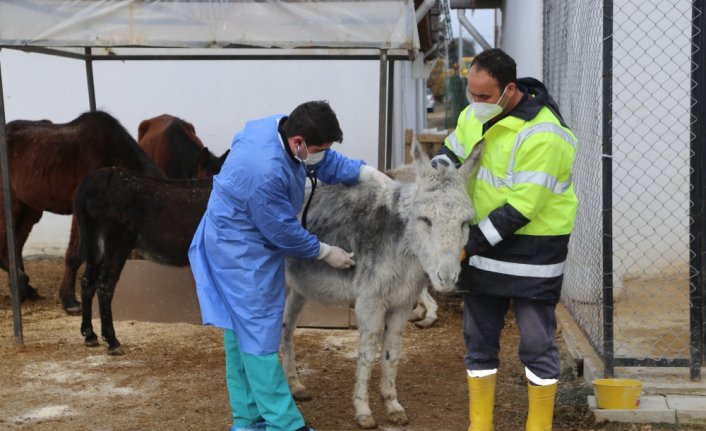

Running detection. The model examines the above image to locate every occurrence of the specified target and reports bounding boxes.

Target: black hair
[282,100,343,146]
[470,48,517,91]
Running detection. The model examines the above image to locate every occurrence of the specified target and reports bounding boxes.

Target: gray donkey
[282,140,481,429]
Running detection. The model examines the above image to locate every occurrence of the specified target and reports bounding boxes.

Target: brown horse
[2,111,164,313]
[137,114,229,179]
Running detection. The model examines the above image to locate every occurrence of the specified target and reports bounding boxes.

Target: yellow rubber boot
[526,382,557,431]
[467,374,496,431]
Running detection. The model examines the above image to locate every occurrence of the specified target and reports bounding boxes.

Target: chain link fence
[545,0,699,375]
[543,0,604,360]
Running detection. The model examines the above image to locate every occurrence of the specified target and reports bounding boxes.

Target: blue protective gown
[188,114,364,355]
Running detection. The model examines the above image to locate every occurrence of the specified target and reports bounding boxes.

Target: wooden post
[404,129,452,163]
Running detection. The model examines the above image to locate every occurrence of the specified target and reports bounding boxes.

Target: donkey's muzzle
[430,267,460,293]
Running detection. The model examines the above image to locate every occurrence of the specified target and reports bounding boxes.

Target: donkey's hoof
[356,415,376,429]
[107,345,124,356]
[291,387,313,401]
[408,307,425,322]
[387,410,409,425]
[84,335,100,347]
[413,316,437,329]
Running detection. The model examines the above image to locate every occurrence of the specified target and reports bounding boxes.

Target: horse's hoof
[20,287,43,302]
[387,410,409,425]
[291,387,313,401]
[84,337,100,348]
[356,415,376,429]
[413,317,437,329]
[63,303,82,316]
[64,305,81,316]
[108,345,124,356]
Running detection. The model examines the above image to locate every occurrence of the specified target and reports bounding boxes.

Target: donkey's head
[400,140,481,293]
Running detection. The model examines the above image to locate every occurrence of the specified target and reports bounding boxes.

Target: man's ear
[507,82,518,98]
[287,135,304,152]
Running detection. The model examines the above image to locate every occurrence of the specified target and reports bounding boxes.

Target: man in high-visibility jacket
[432,48,578,431]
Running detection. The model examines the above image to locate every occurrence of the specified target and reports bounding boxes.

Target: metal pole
[385,61,394,171]
[458,11,493,51]
[457,13,463,77]
[84,47,96,111]
[602,0,614,378]
[0,53,24,346]
[691,0,705,382]
[377,50,388,171]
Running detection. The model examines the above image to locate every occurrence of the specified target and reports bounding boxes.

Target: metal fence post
[691,0,706,382]
[0,54,24,346]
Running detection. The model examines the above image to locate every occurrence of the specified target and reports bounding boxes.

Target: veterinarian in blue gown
[433,49,578,431]
[188,100,390,431]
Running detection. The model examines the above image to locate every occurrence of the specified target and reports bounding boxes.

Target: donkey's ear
[459,142,483,181]
[411,137,430,174]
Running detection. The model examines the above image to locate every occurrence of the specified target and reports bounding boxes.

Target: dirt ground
[0,258,703,431]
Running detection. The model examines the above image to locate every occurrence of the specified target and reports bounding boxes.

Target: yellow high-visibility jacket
[436,78,578,302]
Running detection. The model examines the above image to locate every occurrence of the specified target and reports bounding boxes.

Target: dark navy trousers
[462,294,561,380]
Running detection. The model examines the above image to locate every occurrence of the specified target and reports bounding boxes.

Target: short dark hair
[282,100,343,146]
[470,48,517,91]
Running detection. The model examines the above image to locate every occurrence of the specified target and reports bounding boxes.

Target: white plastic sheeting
[0,0,419,51]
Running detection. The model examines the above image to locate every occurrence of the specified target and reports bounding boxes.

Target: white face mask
[468,85,509,123]
[303,150,326,165]
[296,143,326,165]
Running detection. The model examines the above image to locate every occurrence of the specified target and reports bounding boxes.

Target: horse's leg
[80,257,99,348]
[380,307,410,425]
[281,289,310,400]
[353,297,385,429]
[59,216,82,315]
[9,204,43,301]
[413,286,439,329]
[96,246,131,356]
[0,200,37,300]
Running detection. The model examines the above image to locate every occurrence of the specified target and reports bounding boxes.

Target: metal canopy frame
[0,42,412,346]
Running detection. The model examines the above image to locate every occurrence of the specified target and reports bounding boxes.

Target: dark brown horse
[2,111,164,313]
[138,114,229,179]
[74,167,211,354]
